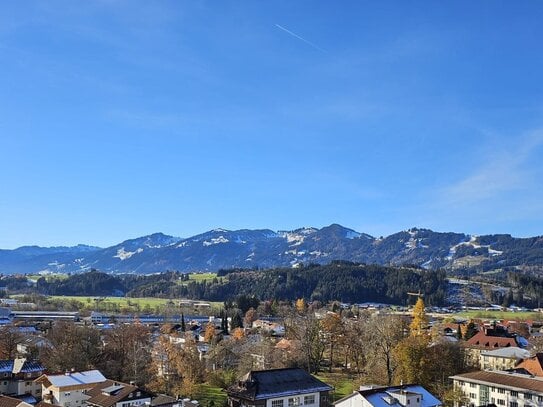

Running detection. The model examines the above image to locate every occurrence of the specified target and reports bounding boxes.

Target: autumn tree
[343,318,367,375]
[409,297,428,336]
[232,327,245,340]
[365,314,406,384]
[99,323,152,385]
[149,334,205,398]
[42,321,102,372]
[148,335,181,394]
[285,312,325,373]
[0,326,22,359]
[244,308,258,328]
[321,312,344,372]
[393,334,431,385]
[204,323,216,343]
[295,298,306,314]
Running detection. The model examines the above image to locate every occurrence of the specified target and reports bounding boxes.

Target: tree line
[29,262,448,305]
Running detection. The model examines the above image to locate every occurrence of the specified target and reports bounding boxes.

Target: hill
[0,225,542,275]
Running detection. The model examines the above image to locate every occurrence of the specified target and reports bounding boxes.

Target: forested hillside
[29,262,447,305]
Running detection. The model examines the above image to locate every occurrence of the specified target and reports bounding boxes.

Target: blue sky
[1,1,543,248]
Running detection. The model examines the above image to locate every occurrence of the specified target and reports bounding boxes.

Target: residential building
[479,347,530,371]
[0,395,33,407]
[85,379,152,407]
[227,368,333,407]
[0,358,45,398]
[464,326,525,365]
[451,370,543,407]
[334,385,442,407]
[516,354,543,377]
[36,370,107,407]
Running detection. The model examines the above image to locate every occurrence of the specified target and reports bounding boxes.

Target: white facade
[334,385,441,407]
[48,387,90,407]
[451,371,543,407]
[266,392,321,407]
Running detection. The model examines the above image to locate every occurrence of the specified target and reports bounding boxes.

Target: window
[304,396,315,405]
[538,396,543,403]
[510,402,518,407]
[470,383,476,388]
[65,392,71,397]
[497,389,505,394]
[272,400,284,407]
[511,391,518,397]
[525,394,532,400]
[26,382,31,386]
[469,393,476,399]
[497,400,505,406]
[288,397,300,407]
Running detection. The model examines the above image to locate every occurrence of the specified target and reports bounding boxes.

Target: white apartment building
[451,370,543,407]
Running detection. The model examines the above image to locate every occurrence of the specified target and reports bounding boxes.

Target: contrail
[275,24,326,52]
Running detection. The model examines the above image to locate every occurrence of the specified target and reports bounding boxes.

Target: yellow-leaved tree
[409,297,429,336]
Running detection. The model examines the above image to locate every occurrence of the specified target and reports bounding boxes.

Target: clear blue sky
[2,1,543,248]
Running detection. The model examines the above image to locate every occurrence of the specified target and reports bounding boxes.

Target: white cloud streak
[441,130,543,205]
[275,24,326,52]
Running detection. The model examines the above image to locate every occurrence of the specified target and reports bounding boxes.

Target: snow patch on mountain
[345,230,362,239]
[203,236,229,246]
[114,247,143,260]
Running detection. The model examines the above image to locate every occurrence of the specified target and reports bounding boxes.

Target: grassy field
[50,295,172,307]
[188,272,217,282]
[194,384,228,407]
[456,310,543,320]
[48,295,223,313]
[315,373,355,401]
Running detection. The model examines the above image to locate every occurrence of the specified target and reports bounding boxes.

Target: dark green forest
[26,262,448,305]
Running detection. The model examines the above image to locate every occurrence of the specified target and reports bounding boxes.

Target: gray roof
[480,347,530,359]
[335,385,441,407]
[45,370,106,388]
[228,368,333,400]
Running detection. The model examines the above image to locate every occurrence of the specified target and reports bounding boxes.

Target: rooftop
[228,368,333,400]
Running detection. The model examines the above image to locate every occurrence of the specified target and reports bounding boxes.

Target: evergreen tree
[230,311,243,330]
[464,320,477,340]
[181,313,186,332]
[456,323,463,340]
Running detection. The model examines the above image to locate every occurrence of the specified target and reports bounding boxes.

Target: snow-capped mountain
[0,225,542,274]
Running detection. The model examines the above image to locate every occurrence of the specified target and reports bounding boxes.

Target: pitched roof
[35,402,61,407]
[480,347,530,359]
[86,379,149,407]
[0,359,45,374]
[451,370,543,393]
[228,368,333,400]
[466,331,518,349]
[0,395,31,407]
[38,370,106,388]
[334,385,441,407]
[150,394,177,407]
[516,353,543,377]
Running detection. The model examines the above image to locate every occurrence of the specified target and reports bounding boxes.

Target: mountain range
[1,224,543,275]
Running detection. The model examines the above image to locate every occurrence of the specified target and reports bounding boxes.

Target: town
[2,293,543,407]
